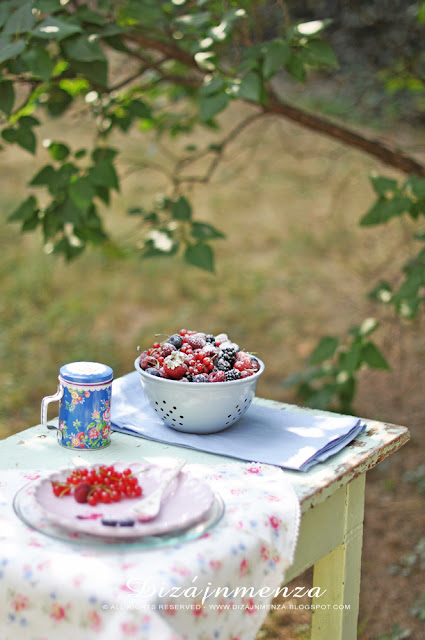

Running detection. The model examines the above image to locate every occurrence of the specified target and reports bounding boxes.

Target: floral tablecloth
[0,461,300,640]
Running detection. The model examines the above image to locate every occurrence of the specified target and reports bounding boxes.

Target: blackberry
[216,357,232,372]
[205,334,215,344]
[225,369,242,381]
[219,347,238,368]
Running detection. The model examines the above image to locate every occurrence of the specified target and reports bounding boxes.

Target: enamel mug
[41,362,113,450]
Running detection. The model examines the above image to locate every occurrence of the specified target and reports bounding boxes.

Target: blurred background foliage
[1,0,425,432]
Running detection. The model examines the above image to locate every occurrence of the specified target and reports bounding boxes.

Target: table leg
[310,473,366,640]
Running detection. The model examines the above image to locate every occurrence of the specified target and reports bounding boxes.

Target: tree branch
[265,87,425,177]
[119,31,425,178]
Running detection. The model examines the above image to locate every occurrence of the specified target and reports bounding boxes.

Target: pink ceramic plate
[32,462,215,538]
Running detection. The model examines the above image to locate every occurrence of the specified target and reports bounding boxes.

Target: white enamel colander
[134,356,265,434]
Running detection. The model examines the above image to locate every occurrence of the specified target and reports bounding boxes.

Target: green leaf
[63,34,107,63]
[69,177,96,210]
[394,266,424,300]
[309,336,339,365]
[53,236,85,261]
[360,196,411,225]
[0,4,13,29]
[361,342,391,370]
[285,51,306,82]
[1,127,18,143]
[172,196,192,221]
[14,126,37,154]
[45,86,73,117]
[199,92,229,122]
[199,76,226,97]
[262,39,291,80]
[22,210,41,231]
[58,197,83,225]
[0,38,26,65]
[303,38,338,68]
[74,7,106,26]
[20,45,54,81]
[127,99,151,119]
[337,376,356,412]
[175,11,211,29]
[89,159,119,191]
[48,142,70,161]
[406,175,425,199]
[34,0,64,12]
[370,175,398,196]
[92,147,118,163]
[238,71,263,102]
[338,343,361,373]
[3,3,36,35]
[305,385,338,410]
[69,59,108,87]
[29,164,57,187]
[184,242,214,272]
[0,79,14,116]
[191,221,225,240]
[8,195,38,222]
[31,17,82,41]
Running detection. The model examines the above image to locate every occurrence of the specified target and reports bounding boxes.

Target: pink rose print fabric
[0,462,300,639]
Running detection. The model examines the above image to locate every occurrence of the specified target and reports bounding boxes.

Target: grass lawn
[1,102,424,639]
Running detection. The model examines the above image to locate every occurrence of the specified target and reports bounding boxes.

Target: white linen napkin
[111,372,366,472]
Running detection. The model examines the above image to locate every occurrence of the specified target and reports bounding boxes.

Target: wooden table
[0,397,409,640]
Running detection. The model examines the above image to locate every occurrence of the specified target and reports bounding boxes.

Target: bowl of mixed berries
[134,329,265,434]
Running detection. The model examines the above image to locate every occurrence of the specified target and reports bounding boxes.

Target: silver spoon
[132,459,186,522]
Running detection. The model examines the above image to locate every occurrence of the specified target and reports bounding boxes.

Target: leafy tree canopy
[1,0,425,412]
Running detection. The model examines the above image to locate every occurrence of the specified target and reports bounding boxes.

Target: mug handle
[41,384,64,431]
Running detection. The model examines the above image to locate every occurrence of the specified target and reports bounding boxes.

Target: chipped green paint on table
[0,397,409,640]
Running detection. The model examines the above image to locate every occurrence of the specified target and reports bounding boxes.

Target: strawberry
[163,353,188,379]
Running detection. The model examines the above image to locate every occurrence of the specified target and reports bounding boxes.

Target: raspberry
[214,333,228,346]
[201,344,219,359]
[240,370,253,378]
[186,332,206,349]
[139,352,158,370]
[208,370,225,383]
[235,351,252,370]
[160,342,176,357]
